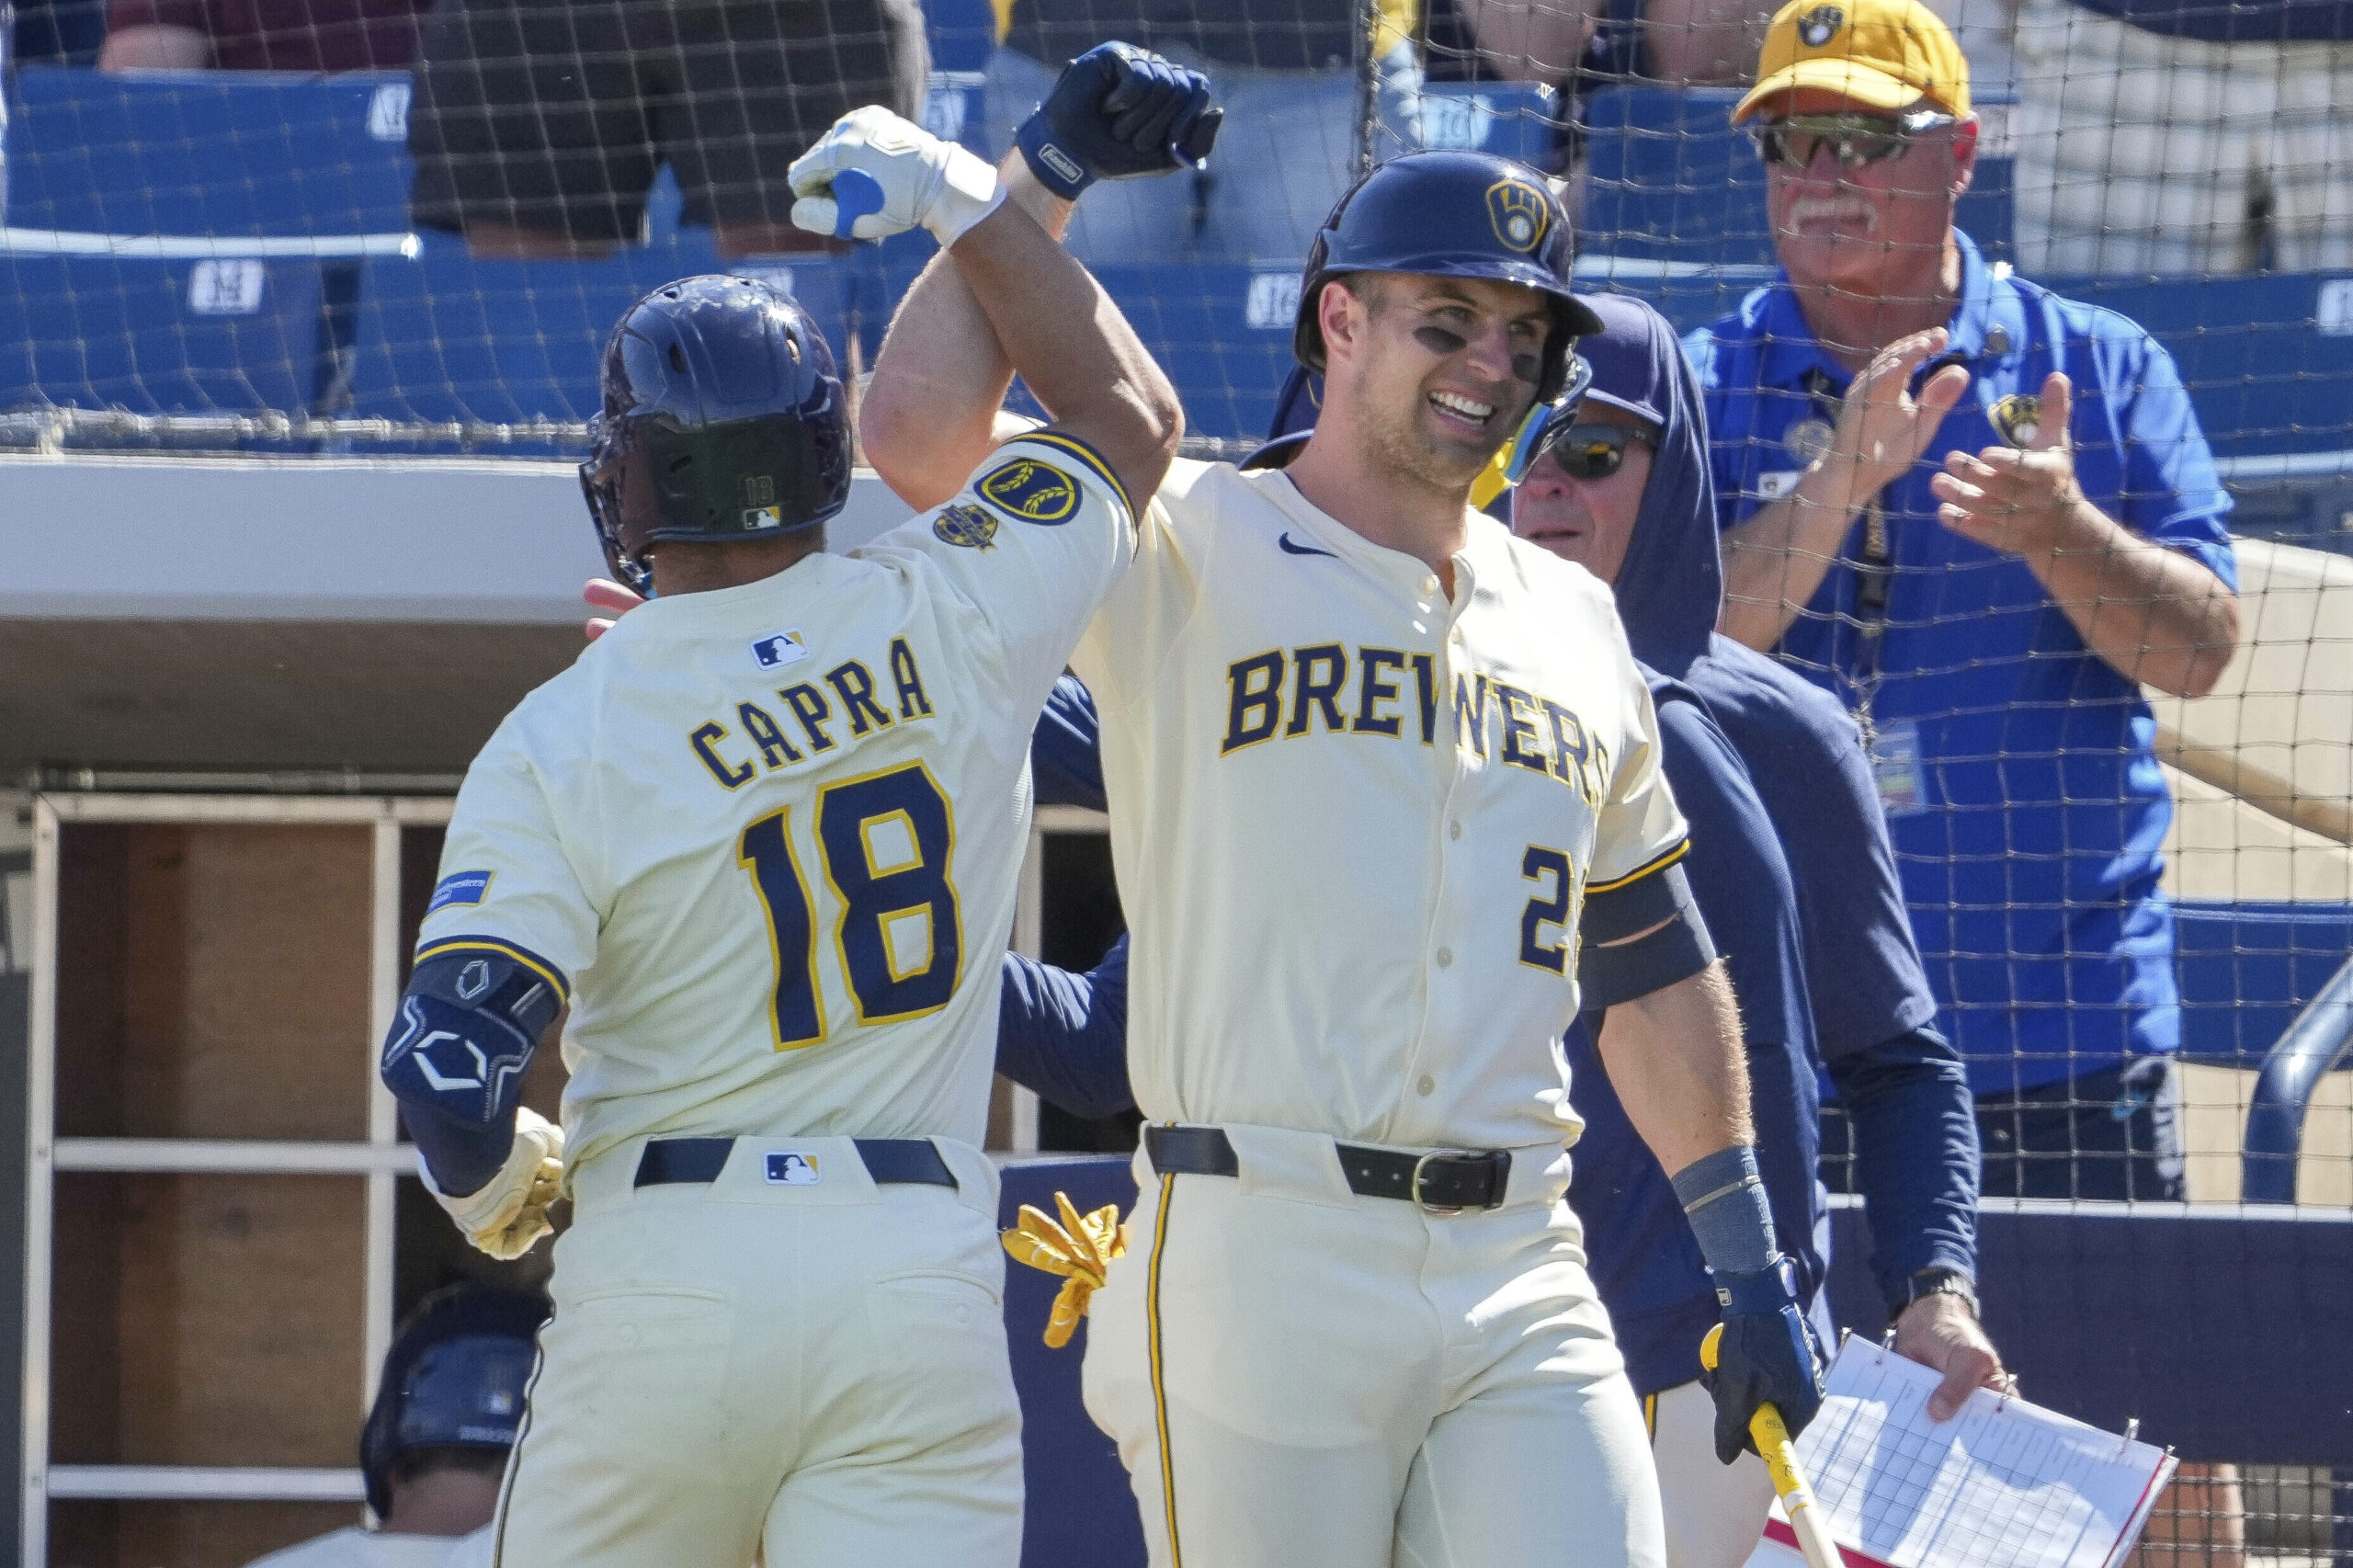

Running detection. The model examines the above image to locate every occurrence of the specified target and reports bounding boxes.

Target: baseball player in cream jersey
[376,105,1179,1568]
[862,139,1823,1568]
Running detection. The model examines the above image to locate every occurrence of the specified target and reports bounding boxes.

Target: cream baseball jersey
[1072,458,1688,1152]
[416,434,1133,1178]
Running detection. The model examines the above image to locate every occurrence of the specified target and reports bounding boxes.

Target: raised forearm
[1595,960,1753,1173]
[863,156,1079,509]
[947,195,1181,506]
[2029,506,2240,697]
[1718,468,1868,651]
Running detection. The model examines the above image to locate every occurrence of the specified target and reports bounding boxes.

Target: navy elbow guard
[381,942,565,1195]
[1579,862,1716,1010]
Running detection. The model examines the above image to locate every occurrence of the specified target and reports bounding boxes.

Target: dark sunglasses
[1540,423,1653,481]
[1751,110,1956,169]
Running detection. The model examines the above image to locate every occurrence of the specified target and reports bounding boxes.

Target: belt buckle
[1410,1150,1475,1215]
[1411,1149,1510,1214]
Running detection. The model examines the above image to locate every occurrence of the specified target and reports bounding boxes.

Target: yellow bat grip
[1700,1324,1841,1568]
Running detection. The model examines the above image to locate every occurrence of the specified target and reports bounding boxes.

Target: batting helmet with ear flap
[359,1285,548,1518]
[579,274,853,595]
[1291,149,1603,404]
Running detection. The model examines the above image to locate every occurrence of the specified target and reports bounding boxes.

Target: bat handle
[1701,1325,1841,1568]
[1752,1404,1841,1568]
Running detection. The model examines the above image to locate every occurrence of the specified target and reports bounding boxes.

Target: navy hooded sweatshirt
[995,296,1979,1392]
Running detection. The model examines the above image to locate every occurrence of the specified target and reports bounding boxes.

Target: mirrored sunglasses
[1540,424,1653,481]
[1752,110,1955,169]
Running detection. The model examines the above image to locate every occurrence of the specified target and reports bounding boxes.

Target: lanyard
[1796,368,1895,745]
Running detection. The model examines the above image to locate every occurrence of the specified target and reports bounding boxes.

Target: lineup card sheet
[1774,1334,2178,1568]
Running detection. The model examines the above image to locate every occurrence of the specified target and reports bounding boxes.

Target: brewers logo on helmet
[1291,150,1600,405]
[1485,178,1550,254]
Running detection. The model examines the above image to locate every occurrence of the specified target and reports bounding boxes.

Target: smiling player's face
[1338,273,1552,492]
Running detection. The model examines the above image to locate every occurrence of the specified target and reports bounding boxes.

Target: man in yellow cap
[1692,0,2241,1198]
[1685,5,2245,1557]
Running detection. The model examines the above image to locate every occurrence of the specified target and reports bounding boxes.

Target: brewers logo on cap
[977,458,1080,523]
[1797,4,1844,44]
[933,503,999,551]
[1485,179,1550,255]
[1988,393,2042,449]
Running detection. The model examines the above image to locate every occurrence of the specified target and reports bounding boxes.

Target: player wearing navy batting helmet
[239,1286,546,1568]
[380,85,1182,1567]
[865,138,1782,1568]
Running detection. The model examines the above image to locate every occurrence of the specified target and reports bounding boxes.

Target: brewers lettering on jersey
[376,102,1179,1568]
[866,144,1817,1568]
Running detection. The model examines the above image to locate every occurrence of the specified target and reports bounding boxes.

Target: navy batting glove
[1017,41,1223,201]
[1700,1261,1824,1466]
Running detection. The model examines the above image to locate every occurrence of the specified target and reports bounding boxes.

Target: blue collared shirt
[1686,232,2237,1096]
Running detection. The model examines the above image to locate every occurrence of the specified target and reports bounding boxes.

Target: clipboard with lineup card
[1741,1333,2178,1568]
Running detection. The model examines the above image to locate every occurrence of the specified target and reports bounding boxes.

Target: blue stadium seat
[1580,85,2014,271]
[1414,82,1558,165]
[2044,272,2353,469]
[339,233,905,446]
[2173,899,2353,1065]
[0,252,323,416]
[4,66,413,237]
[1091,263,1297,443]
[924,0,995,148]
[341,235,725,439]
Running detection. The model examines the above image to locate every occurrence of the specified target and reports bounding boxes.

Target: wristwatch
[1901,1267,1980,1319]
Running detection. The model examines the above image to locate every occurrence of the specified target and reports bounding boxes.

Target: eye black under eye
[1511,353,1540,383]
[1415,325,1469,355]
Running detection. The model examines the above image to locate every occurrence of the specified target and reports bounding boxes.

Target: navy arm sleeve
[1644,695,1824,1290]
[1031,674,1108,812]
[1824,1027,1982,1309]
[995,933,1135,1120]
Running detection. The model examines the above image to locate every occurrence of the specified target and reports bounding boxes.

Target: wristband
[1017,110,1097,200]
[1671,1143,1779,1277]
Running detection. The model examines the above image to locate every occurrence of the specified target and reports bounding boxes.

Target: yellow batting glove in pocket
[1001,1190,1127,1348]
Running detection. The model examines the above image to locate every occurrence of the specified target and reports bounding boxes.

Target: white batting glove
[422,1107,565,1261]
[788,104,1006,247]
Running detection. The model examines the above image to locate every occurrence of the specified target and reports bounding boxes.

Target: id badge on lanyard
[1803,370,1928,818]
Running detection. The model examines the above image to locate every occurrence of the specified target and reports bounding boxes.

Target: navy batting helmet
[1292,150,1603,405]
[580,275,853,594]
[359,1285,547,1518]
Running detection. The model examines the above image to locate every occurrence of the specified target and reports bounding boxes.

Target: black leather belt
[1143,1125,1511,1214]
[633,1136,956,1189]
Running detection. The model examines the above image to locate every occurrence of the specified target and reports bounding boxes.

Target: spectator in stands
[98,0,424,71]
[242,1285,547,1568]
[1689,0,2239,1200]
[404,0,926,260]
[1688,13,2245,1547]
[981,0,1417,262]
[2012,0,2352,272]
[1448,0,1762,85]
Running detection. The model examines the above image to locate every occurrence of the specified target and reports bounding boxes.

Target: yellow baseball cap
[1733,0,1972,124]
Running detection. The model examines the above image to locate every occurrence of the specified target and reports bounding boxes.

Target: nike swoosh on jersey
[1278,532,1336,558]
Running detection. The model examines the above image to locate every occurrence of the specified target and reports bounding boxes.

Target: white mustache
[1785,196,1878,232]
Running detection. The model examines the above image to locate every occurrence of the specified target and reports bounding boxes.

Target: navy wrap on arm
[1577,869,1715,1011]
[995,935,1135,1120]
[1824,1024,1981,1309]
[380,942,564,1197]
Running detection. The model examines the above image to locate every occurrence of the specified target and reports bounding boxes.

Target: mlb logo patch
[427,870,494,914]
[766,1152,822,1185]
[751,630,809,669]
